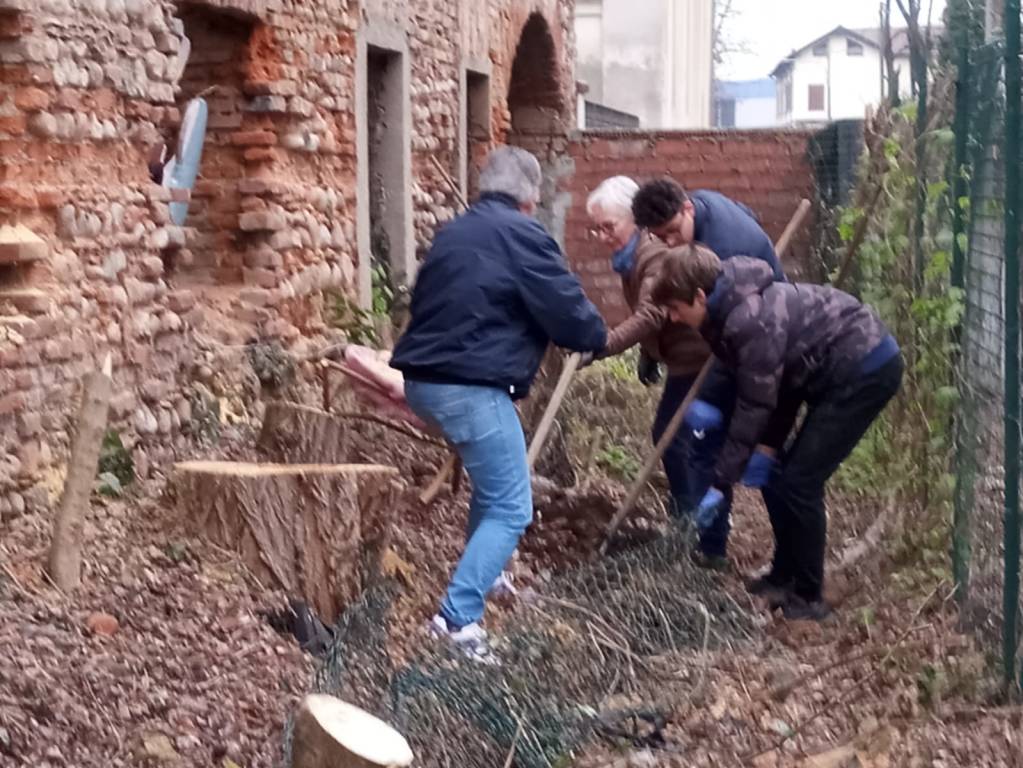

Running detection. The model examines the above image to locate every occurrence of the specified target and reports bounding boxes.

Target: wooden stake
[599,360,713,555]
[833,183,884,289]
[429,154,469,211]
[600,199,814,552]
[48,355,113,592]
[419,452,461,505]
[527,352,581,469]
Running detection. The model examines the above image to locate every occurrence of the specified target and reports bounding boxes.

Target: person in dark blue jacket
[626,178,786,568]
[631,180,784,280]
[391,146,607,660]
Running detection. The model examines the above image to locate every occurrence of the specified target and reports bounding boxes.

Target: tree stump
[172,461,400,623]
[291,694,413,768]
[258,401,352,465]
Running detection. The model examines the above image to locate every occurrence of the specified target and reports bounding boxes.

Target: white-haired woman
[586,176,727,564]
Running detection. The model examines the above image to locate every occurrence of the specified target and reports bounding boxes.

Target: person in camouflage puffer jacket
[651,245,903,621]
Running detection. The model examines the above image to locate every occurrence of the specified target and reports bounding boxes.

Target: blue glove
[695,487,724,531]
[741,450,778,488]
[684,400,724,434]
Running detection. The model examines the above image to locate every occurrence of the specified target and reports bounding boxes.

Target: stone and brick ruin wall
[0,0,821,523]
[0,0,577,520]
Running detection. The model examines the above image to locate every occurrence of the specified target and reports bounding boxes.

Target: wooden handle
[419,452,460,505]
[599,358,712,554]
[527,352,582,469]
[599,198,814,552]
[429,155,469,212]
[773,198,812,260]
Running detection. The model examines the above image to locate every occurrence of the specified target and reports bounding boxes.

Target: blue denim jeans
[404,380,532,628]
[654,371,733,558]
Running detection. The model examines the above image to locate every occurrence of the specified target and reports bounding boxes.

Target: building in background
[575,0,714,129]
[713,78,777,128]
[771,26,914,127]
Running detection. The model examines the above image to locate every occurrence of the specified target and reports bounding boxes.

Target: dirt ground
[1,368,1021,767]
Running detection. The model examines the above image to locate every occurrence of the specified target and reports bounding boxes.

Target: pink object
[341,346,430,431]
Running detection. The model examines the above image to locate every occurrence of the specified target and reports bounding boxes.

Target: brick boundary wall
[560,129,819,325]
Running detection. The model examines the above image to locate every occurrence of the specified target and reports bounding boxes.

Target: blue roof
[716,78,776,100]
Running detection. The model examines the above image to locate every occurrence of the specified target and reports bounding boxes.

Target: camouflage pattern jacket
[703,257,895,487]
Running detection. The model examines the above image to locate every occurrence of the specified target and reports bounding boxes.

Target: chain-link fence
[951,0,1023,685]
[283,524,756,768]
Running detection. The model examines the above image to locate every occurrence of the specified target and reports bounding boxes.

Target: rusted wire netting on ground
[282,522,756,768]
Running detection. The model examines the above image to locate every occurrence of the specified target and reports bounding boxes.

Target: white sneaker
[488,571,518,599]
[428,615,497,665]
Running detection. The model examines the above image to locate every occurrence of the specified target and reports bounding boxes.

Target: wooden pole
[419,452,461,505]
[430,154,469,211]
[833,183,884,289]
[600,198,814,552]
[774,198,812,259]
[599,360,713,555]
[527,352,581,469]
[48,354,114,591]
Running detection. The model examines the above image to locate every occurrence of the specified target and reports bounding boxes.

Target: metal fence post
[1001,0,1022,690]
[952,8,973,600]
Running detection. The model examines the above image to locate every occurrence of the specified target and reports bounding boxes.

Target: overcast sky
[716,0,949,80]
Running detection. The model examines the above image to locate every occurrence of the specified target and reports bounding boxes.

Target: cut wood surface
[291,694,414,768]
[172,461,400,623]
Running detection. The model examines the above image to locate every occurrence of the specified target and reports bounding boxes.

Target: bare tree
[881,0,902,106]
[713,0,751,66]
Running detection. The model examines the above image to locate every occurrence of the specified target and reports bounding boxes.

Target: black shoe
[781,593,832,622]
[745,573,792,608]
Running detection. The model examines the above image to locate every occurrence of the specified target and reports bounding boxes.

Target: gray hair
[478,146,542,205]
[586,175,639,220]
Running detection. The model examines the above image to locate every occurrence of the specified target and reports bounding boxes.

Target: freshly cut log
[291,694,414,768]
[172,461,400,623]
[258,401,352,465]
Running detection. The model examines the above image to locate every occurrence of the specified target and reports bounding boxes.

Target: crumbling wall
[0,0,579,520]
[561,129,819,324]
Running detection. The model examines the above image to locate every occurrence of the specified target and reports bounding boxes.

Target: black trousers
[761,354,904,601]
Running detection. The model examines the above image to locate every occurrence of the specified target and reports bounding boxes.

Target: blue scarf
[611,231,642,275]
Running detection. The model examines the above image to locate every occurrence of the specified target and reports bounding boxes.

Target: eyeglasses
[587,221,619,240]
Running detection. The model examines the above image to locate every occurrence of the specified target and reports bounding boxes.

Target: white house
[771,26,914,127]
[714,79,777,128]
[575,0,714,129]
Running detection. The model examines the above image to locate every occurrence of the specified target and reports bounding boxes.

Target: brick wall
[561,129,819,325]
[0,0,576,519]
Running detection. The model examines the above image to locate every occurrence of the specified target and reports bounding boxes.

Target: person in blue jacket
[631,180,783,279]
[391,146,608,660]
[628,178,785,567]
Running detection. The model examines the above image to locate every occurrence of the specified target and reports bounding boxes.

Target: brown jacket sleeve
[600,242,669,358]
